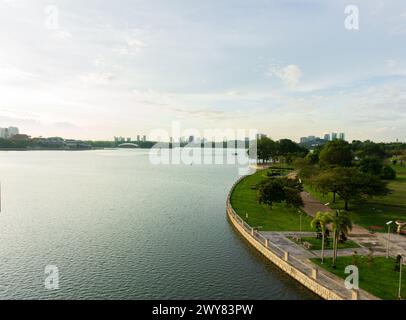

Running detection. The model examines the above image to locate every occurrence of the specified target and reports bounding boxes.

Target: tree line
[296,140,398,210]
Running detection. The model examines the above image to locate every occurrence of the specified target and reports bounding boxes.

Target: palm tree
[331,210,353,267]
[311,211,332,264]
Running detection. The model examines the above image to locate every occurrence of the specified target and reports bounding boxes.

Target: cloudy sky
[0,0,405,142]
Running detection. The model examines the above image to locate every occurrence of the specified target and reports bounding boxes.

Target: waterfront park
[230,138,406,300]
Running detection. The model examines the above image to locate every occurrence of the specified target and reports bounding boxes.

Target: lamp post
[297,210,303,234]
[386,221,393,258]
[399,254,403,300]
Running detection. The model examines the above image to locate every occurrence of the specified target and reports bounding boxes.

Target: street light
[386,220,393,258]
[399,254,403,300]
[298,210,303,234]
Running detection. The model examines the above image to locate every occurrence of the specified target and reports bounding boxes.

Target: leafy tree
[331,210,353,267]
[358,156,383,176]
[319,140,353,168]
[314,170,341,203]
[305,151,319,165]
[256,137,277,163]
[381,165,396,180]
[311,212,332,263]
[355,141,387,159]
[258,179,286,207]
[257,177,303,208]
[284,187,304,208]
[277,139,307,163]
[333,167,390,210]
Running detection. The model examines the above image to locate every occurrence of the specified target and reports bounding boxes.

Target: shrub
[381,165,396,180]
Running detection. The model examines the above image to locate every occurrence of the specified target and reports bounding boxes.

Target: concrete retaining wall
[227,175,350,300]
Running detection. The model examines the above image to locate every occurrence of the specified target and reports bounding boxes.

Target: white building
[0,126,19,139]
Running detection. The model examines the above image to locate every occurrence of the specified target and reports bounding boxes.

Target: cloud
[0,59,38,83]
[132,89,172,106]
[50,30,73,41]
[78,73,115,87]
[113,28,148,55]
[170,107,226,120]
[267,64,303,89]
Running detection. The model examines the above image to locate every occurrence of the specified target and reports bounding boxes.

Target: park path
[300,190,406,259]
[288,169,406,258]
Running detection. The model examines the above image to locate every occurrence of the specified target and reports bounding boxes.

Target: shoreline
[226,172,379,300]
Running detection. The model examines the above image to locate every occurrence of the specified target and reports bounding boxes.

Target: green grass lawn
[304,164,406,232]
[230,168,314,231]
[312,256,406,300]
[289,236,360,250]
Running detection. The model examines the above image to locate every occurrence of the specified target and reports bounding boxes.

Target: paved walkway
[301,191,406,260]
[257,230,377,299]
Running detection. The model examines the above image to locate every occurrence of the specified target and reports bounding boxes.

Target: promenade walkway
[228,174,380,300]
[301,190,406,260]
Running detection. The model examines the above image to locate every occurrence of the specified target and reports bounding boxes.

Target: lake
[0,149,317,299]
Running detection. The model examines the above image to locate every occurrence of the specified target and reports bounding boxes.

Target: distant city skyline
[1,1,406,142]
[0,125,403,144]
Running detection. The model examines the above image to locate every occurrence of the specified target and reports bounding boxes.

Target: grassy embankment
[230,166,313,231]
[312,256,406,300]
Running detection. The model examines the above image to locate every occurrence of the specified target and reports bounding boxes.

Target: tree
[319,140,353,168]
[358,156,383,176]
[381,165,396,180]
[258,179,286,207]
[284,187,304,208]
[331,210,353,267]
[257,177,303,208]
[311,212,332,263]
[305,151,319,165]
[333,167,390,210]
[256,137,277,163]
[314,170,341,203]
[277,139,307,163]
[355,141,387,159]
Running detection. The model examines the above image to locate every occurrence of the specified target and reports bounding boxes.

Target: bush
[381,165,396,180]
[284,187,304,208]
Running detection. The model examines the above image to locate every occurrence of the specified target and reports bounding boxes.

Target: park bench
[302,242,313,250]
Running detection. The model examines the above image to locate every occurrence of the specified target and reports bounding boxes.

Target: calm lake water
[0,149,317,299]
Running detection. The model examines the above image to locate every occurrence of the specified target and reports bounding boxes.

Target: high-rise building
[137,135,140,142]
[331,132,338,141]
[0,128,6,139]
[143,135,147,142]
[0,126,20,139]
[339,132,345,141]
[256,133,267,140]
[324,133,331,141]
[7,127,19,138]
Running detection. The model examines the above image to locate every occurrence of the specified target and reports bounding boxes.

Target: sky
[0,0,405,142]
